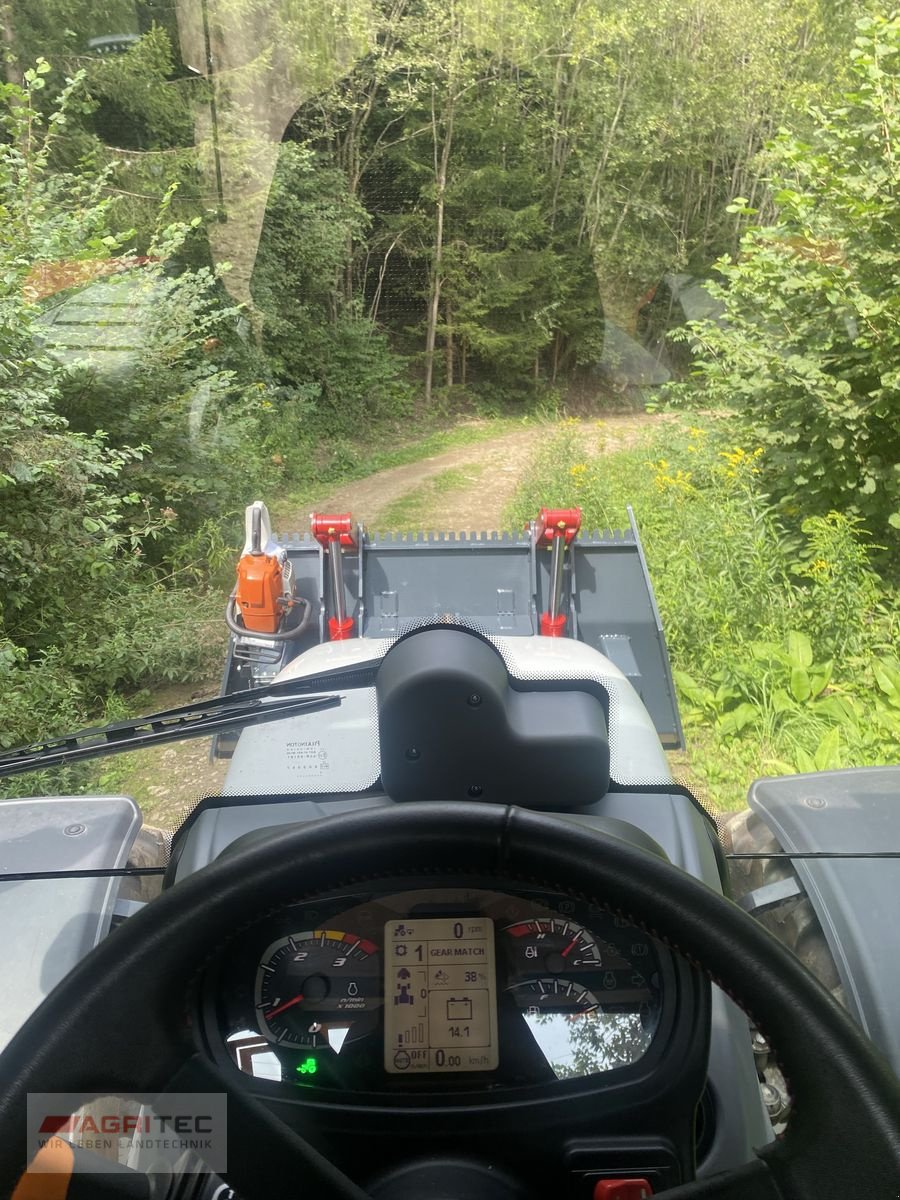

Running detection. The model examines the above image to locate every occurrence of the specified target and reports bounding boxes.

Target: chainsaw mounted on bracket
[225,501,312,642]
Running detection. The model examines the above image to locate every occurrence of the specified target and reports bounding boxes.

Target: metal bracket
[112,897,148,922]
[738,876,803,915]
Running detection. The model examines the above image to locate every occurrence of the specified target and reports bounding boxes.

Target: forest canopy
[2,0,866,406]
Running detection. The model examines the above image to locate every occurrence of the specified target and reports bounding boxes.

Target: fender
[0,796,140,1052]
[748,766,900,1073]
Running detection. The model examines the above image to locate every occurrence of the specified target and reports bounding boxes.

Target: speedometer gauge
[255,929,380,1048]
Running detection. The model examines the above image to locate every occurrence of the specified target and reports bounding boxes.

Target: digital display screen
[384,917,498,1074]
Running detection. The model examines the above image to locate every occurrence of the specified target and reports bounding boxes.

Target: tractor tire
[721,807,849,1130]
[120,823,171,904]
[720,808,844,1006]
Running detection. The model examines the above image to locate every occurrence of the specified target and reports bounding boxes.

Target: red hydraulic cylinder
[310,512,357,640]
[532,507,581,637]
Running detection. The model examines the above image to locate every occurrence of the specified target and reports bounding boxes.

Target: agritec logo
[26,1093,227,1173]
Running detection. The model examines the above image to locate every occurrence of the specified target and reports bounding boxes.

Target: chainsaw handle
[224,590,312,642]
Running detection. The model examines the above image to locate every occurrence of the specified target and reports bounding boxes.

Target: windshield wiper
[0,659,383,779]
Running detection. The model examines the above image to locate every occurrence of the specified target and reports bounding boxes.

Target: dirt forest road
[300,414,663,533]
[130,413,663,828]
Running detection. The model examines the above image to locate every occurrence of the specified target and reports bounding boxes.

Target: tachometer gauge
[255,929,380,1049]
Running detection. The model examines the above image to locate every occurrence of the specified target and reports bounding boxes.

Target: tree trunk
[579,64,630,246]
[1,4,22,86]
[369,234,401,325]
[424,85,454,408]
[445,302,454,387]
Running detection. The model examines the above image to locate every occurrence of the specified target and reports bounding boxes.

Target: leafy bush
[0,66,265,752]
[683,13,900,550]
[510,415,896,809]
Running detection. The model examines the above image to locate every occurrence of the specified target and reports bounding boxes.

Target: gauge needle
[560,935,580,959]
[265,993,305,1019]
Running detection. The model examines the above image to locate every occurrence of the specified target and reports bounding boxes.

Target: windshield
[1,1,898,846]
[2,5,900,1163]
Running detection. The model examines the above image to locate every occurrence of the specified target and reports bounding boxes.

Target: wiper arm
[0,658,384,779]
[0,693,343,778]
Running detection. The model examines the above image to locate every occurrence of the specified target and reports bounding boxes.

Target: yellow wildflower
[653,467,694,494]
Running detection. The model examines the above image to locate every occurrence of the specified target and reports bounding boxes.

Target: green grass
[376,465,486,529]
[509,412,898,811]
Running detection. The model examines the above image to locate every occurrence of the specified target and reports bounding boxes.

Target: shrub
[683,13,900,550]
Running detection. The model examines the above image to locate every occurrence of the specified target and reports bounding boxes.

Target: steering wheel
[0,802,898,1200]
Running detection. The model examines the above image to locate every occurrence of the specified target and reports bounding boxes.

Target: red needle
[560,935,580,959]
[265,993,305,1019]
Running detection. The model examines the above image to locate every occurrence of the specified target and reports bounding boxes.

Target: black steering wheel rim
[0,802,898,1199]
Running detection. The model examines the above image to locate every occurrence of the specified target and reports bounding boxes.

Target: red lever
[533,506,581,545]
[539,612,567,637]
[592,1180,653,1200]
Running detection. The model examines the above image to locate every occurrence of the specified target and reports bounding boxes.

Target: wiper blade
[0,657,386,780]
[726,851,900,859]
[0,689,348,779]
[0,866,167,882]
[5,851,900,886]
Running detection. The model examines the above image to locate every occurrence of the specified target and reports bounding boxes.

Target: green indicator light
[296,1057,318,1076]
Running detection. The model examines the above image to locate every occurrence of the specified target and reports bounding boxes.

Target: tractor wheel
[721,807,846,1129]
[721,808,844,1004]
[120,824,171,904]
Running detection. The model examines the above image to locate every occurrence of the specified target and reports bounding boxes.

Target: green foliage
[252,144,413,433]
[0,67,262,749]
[510,415,897,809]
[52,264,282,561]
[0,71,139,643]
[685,12,900,548]
[5,0,864,408]
[86,25,194,151]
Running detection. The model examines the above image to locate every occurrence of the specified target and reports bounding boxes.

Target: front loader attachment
[216,505,683,754]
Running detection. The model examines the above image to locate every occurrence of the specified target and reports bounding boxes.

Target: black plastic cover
[376,629,610,807]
